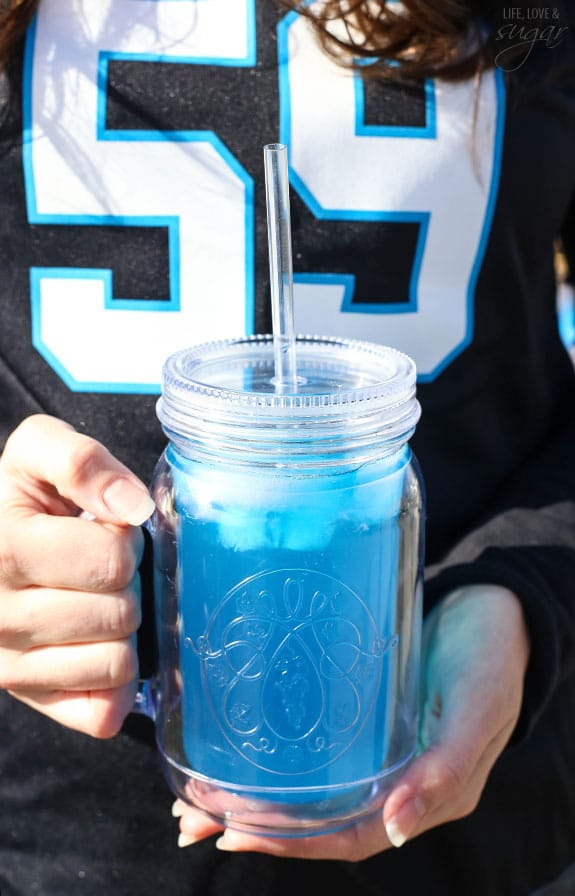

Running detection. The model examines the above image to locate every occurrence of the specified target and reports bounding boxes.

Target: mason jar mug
[140,334,425,837]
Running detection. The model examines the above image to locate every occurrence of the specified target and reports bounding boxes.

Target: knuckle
[0,651,22,691]
[104,590,142,639]
[2,415,47,457]
[91,716,124,740]
[3,415,74,475]
[0,591,27,650]
[450,787,482,822]
[434,757,469,798]
[89,705,127,739]
[461,789,482,816]
[105,641,139,687]
[59,436,102,492]
[92,534,138,592]
[343,823,376,863]
[0,613,22,650]
[0,530,19,587]
[88,681,137,739]
[15,413,54,435]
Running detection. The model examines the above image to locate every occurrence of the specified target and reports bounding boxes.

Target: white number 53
[25,0,504,391]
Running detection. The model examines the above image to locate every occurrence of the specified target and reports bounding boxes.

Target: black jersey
[0,1,574,894]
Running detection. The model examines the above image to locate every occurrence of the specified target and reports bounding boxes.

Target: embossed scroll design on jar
[140,335,425,837]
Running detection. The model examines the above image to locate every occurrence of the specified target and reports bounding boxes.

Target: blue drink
[148,336,424,835]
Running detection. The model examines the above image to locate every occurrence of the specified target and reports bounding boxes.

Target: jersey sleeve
[424,414,575,742]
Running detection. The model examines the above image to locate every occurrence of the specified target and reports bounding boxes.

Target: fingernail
[178,833,197,849]
[102,478,155,525]
[385,796,426,848]
[215,832,239,852]
[171,800,184,818]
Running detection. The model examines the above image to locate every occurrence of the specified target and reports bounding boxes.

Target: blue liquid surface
[170,447,409,796]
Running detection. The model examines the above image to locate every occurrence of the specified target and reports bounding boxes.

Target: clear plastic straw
[264,143,298,391]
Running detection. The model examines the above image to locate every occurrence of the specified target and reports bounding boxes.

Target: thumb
[381,588,526,848]
[2,415,155,526]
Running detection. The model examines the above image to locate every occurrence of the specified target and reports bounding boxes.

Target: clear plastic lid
[158,335,420,466]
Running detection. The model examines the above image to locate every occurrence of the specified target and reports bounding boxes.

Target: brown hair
[280,0,494,81]
[0,0,495,79]
[0,0,39,67]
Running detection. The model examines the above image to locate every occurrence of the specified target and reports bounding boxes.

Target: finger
[179,779,346,844]
[0,637,138,692]
[0,578,141,649]
[8,679,139,739]
[403,721,513,837]
[175,714,503,863]
[0,515,143,590]
[173,802,224,848]
[380,698,486,848]
[210,722,508,862]
[1,415,155,525]
[381,678,520,849]
[212,811,389,861]
[382,710,517,850]
[174,779,393,861]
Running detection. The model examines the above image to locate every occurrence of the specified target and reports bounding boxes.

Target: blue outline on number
[292,272,355,310]
[354,74,436,139]
[277,11,506,381]
[277,12,427,315]
[438,67,506,383]
[29,267,164,393]
[23,1,256,393]
[292,216,428,315]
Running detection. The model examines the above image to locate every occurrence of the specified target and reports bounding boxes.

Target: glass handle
[132,677,157,721]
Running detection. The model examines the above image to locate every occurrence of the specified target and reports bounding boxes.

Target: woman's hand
[174,583,530,858]
[0,414,155,737]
